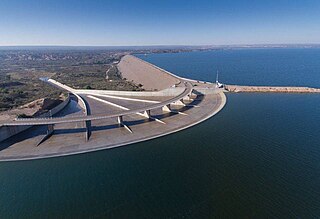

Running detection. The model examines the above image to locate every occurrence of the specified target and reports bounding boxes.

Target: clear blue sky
[0,0,319,46]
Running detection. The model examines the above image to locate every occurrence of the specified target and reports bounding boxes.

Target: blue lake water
[137,48,320,87]
[1,49,320,218]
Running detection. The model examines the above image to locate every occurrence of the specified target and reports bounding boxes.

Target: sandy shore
[117,55,180,91]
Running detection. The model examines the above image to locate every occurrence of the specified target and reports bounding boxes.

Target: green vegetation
[0,50,141,112]
[52,64,143,91]
[0,79,62,112]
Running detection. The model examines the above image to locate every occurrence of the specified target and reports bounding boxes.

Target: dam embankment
[117,55,180,91]
[225,85,320,93]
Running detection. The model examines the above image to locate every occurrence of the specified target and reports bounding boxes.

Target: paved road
[2,81,193,126]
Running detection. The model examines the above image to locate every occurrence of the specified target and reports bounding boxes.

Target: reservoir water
[1,49,320,218]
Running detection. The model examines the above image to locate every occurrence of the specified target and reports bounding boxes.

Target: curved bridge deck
[0,55,226,161]
[0,91,225,161]
[3,82,193,126]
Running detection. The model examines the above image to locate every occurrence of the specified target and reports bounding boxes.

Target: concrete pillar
[170,99,186,106]
[183,95,191,101]
[37,124,55,146]
[162,104,171,112]
[117,115,133,133]
[141,110,151,118]
[85,120,91,141]
[117,116,123,126]
[178,99,186,106]
[47,124,54,134]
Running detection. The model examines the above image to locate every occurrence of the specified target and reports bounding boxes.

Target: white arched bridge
[1,78,197,145]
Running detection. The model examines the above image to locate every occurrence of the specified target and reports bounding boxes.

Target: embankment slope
[117,55,180,91]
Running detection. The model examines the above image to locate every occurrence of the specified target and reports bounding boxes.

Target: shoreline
[225,84,320,93]
[0,55,227,162]
[0,92,226,162]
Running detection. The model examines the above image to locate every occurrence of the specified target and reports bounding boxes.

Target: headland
[0,55,226,161]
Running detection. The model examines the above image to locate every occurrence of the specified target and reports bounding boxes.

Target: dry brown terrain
[0,96,65,122]
[117,55,180,91]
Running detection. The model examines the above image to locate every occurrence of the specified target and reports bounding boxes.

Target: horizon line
[1,43,320,47]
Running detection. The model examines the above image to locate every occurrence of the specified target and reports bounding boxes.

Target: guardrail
[3,81,193,126]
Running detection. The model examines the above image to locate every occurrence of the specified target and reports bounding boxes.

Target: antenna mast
[215,70,224,88]
[216,70,219,84]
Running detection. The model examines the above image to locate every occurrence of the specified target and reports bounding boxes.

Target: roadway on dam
[0,54,227,161]
[0,91,226,161]
[2,81,193,126]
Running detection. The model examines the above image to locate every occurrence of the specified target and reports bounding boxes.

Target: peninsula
[2,51,320,162]
[0,55,226,161]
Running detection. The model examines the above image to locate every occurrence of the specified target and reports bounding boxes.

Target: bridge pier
[183,91,195,101]
[140,110,166,124]
[37,124,55,146]
[117,115,123,125]
[162,104,172,112]
[183,96,191,101]
[172,99,186,106]
[140,110,151,118]
[85,120,91,141]
[117,116,133,133]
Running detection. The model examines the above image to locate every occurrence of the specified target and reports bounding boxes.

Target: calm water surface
[138,48,320,87]
[1,49,320,218]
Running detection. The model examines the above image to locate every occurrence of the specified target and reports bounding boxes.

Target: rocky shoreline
[225,85,320,93]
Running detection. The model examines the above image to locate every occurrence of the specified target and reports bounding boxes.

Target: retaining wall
[76,87,185,97]
[0,95,70,142]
